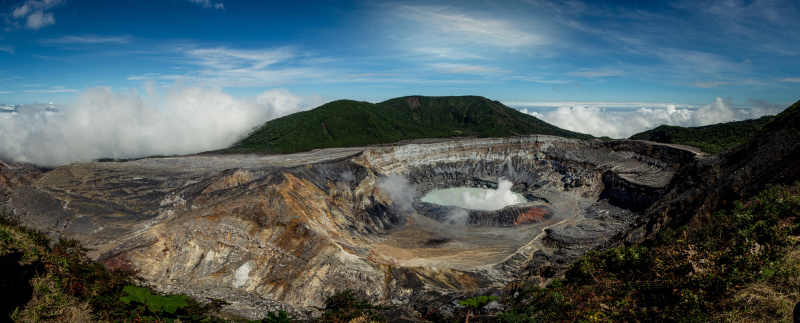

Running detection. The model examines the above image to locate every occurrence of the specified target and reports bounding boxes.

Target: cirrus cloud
[187,0,224,10]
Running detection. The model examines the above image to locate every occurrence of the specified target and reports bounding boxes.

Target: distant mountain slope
[628,115,773,154]
[227,96,593,153]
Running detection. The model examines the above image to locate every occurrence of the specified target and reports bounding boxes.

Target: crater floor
[374,213,549,270]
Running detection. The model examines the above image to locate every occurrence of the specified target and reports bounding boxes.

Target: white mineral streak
[233,261,252,288]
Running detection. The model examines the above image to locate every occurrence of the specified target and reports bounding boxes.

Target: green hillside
[227,96,593,153]
[628,115,774,154]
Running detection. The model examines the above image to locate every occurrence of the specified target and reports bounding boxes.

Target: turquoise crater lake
[420,180,527,211]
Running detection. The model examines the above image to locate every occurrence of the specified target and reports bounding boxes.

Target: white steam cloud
[377,174,416,212]
[519,97,786,138]
[0,85,323,167]
[444,208,469,225]
[461,179,524,211]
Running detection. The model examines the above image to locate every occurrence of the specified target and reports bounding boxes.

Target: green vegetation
[319,289,386,323]
[119,285,189,315]
[263,310,293,323]
[628,115,773,154]
[494,182,800,322]
[459,295,498,313]
[458,295,499,323]
[227,96,593,154]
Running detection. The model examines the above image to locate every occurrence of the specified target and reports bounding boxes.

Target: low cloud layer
[518,97,786,138]
[0,85,322,167]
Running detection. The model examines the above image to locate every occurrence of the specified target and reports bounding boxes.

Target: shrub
[459,295,498,314]
[319,289,386,323]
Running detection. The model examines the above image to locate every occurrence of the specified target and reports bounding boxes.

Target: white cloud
[33,54,74,62]
[24,10,54,29]
[528,105,622,137]
[187,0,224,10]
[518,97,786,138]
[778,78,800,82]
[127,46,323,88]
[186,47,293,70]
[21,88,79,93]
[428,63,512,75]
[7,0,65,31]
[412,48,487,60]
[42,35,131,45]
[507,101,692,109]
[692,79,761,88]
[393,5,544,51]
[570,69,624,78]
[0,85,323,167]
[0,45,14,54]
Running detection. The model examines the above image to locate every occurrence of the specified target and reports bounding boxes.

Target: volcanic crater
[3,135,698,318]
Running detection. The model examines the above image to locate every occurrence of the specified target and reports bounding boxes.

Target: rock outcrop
[1,135,698,318]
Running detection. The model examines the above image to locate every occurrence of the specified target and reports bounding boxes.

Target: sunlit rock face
[3,135,698,319]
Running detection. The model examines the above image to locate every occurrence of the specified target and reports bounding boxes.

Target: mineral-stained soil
[1,135,699,318]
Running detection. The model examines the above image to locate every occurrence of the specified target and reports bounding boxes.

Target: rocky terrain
[0,135,701,319]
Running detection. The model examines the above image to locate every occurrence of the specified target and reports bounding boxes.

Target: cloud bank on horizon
[514,97,786,138]
[0,85,322,167]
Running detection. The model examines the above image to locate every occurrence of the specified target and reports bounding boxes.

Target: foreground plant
[459,295,498,322]
[319,289,386,323]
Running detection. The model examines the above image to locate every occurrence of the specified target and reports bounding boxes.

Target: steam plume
[459,179,523,211]
[444,208,469,225]
[377,174,416,212]
[0,85,323,167]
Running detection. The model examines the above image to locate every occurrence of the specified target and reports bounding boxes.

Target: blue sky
[2,0,800,166]
[2,0,799,106]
